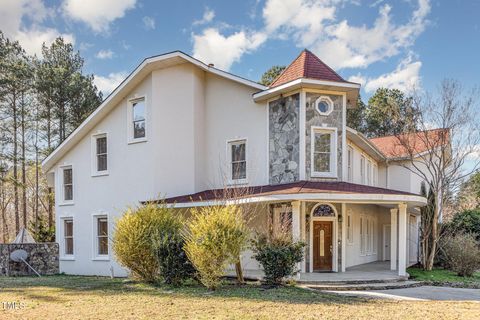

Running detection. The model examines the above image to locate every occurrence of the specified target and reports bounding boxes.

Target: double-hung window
[228,139,247,182]
[360,216,365,255]
[62,166,73,202]
[347,146,353,182]
[129,98,146,142]
[347,213,353,244]
[311,127,337,177]
[93,134,108,175]
[367,160,372,186]
[360,156,366,184]
[96,217,109,257]
[64,219,74,256]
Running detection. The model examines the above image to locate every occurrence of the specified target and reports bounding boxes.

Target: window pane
[63,168,72,184]
[133,120,145,138]
[97,154,107,171]
[232,161,246,180]
[231,143,246,162]
[133,101,145,121]
[314,153,330,172]
[64,185,73,201]
[98,237,108,255]
[64,220,73,237]
[66,238,73,255]
[314,133,330,152]
[96,137,107,154]
[98,218,108,236]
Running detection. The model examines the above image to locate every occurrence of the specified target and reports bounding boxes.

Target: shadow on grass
[0,275,371,305]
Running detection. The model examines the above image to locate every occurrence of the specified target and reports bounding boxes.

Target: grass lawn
[0,276,479,320]
[408,267,480,286]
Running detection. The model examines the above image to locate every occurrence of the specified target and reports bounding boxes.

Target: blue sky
[1,0,479,99]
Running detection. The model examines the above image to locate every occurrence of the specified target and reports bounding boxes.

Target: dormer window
[315,96,334,116]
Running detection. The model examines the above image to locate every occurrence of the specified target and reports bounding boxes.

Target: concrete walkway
[325,286,480,301]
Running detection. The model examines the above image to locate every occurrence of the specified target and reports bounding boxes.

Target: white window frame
[92,214,109,260]
[360,155,366,185]
[314,96,334,116]
[59,165,74,206]
[346,212,353,245]
[347,146,353,182]
[227,138,248,185]
[127,97,147,144]
[60,216,74,260]
[311,126,337,178]
[91,133,108,177]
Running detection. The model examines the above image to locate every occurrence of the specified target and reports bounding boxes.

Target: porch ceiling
[147,181,426,208]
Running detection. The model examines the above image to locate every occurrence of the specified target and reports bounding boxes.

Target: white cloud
[348,74,366,87]
[0,0,74,55]
[312,0,431,69]
[191,0,430,72]
[192,28,267,70]
[193,7,215,26]
[142,16,155,30]
[95,49,114,59]
[361,56,422,93]
[263,0,336,45]
[93,72,128,96]
[63,0,136,33]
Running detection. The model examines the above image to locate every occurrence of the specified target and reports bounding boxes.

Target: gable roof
[270,49,347,87]
[369,129,450,159]
[41,51,266,172]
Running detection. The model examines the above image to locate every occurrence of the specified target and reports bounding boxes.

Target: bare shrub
[441,233,480,277]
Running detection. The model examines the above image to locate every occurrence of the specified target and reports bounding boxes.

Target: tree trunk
[21,92,27,229]
[13,92,19,234]
[235,260,245,284]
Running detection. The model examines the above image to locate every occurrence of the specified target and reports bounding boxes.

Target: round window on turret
[315,96,334,116]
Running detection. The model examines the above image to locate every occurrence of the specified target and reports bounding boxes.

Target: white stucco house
[42,49,439,279]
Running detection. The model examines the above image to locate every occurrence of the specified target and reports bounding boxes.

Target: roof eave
[253,78,361,103]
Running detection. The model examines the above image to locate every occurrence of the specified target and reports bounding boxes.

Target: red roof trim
[154,181,416,204]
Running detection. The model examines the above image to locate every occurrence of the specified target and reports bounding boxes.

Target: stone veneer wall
[0,243,59,276]
[305,92,344,180]
[269,93,300,184]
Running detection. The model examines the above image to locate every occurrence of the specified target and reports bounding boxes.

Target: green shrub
[252,233,305,285]
[113,202,181,282]
[446,210,480,240]
[183,205,250,290]
[153,231,196,286]
[441,233,480,277]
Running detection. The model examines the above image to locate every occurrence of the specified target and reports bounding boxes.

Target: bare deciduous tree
[390,79,480,270]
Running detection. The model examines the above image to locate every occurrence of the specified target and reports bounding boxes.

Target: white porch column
[390,208,398,271]
[291,201,302,277]
[398,203,408,277]
[300,202,306,273]
[341,203,347,272]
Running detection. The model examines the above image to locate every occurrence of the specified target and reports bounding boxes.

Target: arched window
[312,204,335,217]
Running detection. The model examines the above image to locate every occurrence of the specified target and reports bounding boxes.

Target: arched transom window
[312,204,335,217]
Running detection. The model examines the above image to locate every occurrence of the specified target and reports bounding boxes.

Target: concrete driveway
[327,286,480,301]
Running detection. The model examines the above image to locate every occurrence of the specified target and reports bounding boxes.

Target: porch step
[297,277,409,285]
[303,280,423,291]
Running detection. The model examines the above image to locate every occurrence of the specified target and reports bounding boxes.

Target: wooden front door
[313,221,333,271]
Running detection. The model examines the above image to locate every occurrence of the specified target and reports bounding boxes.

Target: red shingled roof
[157,181,415,204]
[369,129,450,159]
[270,49,347,87]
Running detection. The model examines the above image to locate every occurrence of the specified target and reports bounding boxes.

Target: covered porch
[163,180,426,280]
